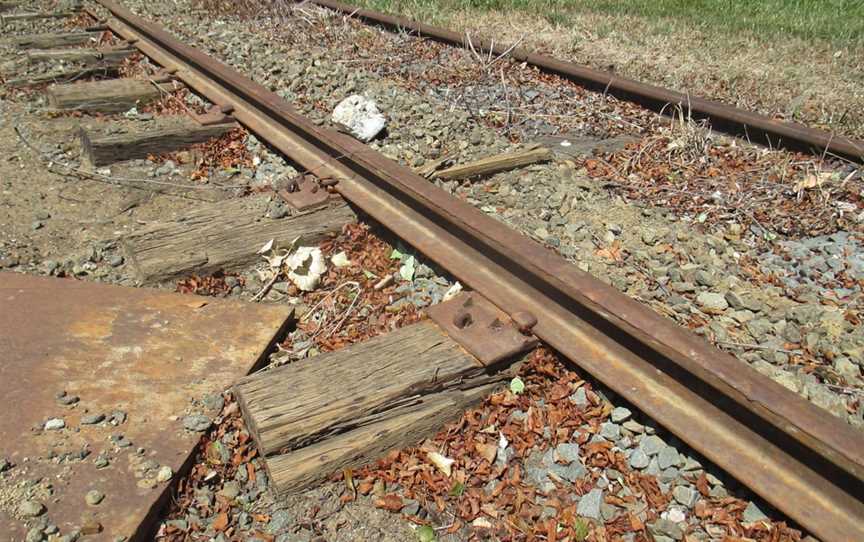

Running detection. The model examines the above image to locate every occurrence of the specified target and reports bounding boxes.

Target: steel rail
[92,2,864,539]
[306,0,864,163]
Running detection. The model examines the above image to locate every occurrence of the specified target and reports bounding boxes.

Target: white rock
[44,418,65,431]
[285,247,327,292]
[156,465,173,483]
[331,95,387,142]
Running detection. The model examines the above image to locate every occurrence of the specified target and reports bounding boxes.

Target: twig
[251,273,280,302]
[715,340,797,354]
[301,281,362,338]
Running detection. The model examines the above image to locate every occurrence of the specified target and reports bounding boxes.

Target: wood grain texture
[46,78,179,113]
[80,120,237,166]
[235,321,508,494]
[434,146,552,180]
[1,11,74,21]
[121,197,355,284]
[265,387,495,494]
[6,66,117,88]
[26,47,135,65]
[12,32,97,49]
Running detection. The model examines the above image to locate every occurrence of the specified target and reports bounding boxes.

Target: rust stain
[0,273,291,540]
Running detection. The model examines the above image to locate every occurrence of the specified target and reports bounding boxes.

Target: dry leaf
[427,451,455,477]
[793,171,833,192]
[475,442,498,464]
[374,494,403,512]
[595,240,624,262]
[472,517,493,529]
[212,512,229,532]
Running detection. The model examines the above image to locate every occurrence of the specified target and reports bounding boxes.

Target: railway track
[1,1,863,540]
[308,0,864,164]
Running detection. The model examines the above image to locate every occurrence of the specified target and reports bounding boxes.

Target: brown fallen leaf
[374,494,403,512]
[475,442,498,464]
[212,512,229,532]
[357,479,374,495]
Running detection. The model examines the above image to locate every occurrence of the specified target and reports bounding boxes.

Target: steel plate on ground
[0,273,293,541]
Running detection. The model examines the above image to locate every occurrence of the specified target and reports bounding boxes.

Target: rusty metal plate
[277,174,332,211]
[0,273,292,541]
[428,292,537,366]
[190,104,235,126]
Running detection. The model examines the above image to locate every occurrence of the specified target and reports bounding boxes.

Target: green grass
[352,0,864,48]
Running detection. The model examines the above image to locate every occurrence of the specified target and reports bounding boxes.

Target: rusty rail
[307,0,864,163]
[91,1,864,539]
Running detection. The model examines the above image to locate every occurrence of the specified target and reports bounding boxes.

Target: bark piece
[121,197,354,284]
[46,78,179,113]
[434,146,552,181]
[235,321,510,494]
[26,47,135,65]
[11,32,98,49]
[80,119,237,166]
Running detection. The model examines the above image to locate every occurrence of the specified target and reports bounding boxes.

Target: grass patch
[353,0,864,48]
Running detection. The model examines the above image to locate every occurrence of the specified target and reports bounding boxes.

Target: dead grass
[343,2,864,140]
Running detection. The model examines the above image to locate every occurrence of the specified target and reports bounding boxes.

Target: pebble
[331,95,387,142]
[0,458,10,472]
[156,465,173,483]
[610,406,632,423]
[639,435,665,456]
[108,255,124,267]
[202,394,225,412]
[137,478,157,489]
[554,443,581,464]
[600,422,621,440]
[657,446,680,469]
[743,501,768,524]
[44,418,65,431]
[569,388,588,406]
[25,528,44,542]
[219,481,241,500]
[672,485,698,507]
[401,499,420,516]
[629,449,650,469]
[113,435,132,448]
[576,488,603,519]
[650,518,684,540]
[267,510,292,534]
[622,420,644,434]
[57,394,80,406]
[183,414,212,432]
[109,411,127,425]
[696,291,728,313]
[85,489,105,506]
[18,500,45,517]
[81,414,105,425]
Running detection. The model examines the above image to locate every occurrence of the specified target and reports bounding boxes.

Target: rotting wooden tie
[11,31,99,49]
[46,78,182,114]
[1,11,75,22]
[25,47,136,65]
[5,66,118,88]
[120,196,355,284]
[79,119,237,166]
[234,320,514,495]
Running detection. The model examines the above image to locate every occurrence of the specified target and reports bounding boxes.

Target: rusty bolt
[511,311,537,334]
